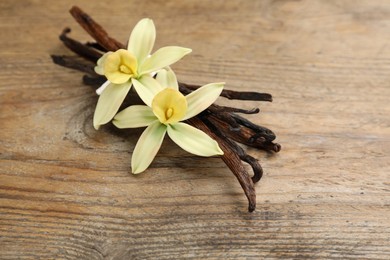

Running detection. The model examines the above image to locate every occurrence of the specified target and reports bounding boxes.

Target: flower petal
[140,46,192,75]
[93,82,132,130]
[113,105,156,128]
[167,122,223,156]
[94,51,112,75]
[131,121,167,174]
[128,18,156,64]
[182,82,225,120]
[156,68,178,90]
[132,76,164,107]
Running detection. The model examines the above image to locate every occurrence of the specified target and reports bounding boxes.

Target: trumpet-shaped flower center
[152,88,187,125]
[103,49,138,84]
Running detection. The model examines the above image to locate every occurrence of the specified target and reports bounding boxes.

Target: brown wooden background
[1,0,389,259]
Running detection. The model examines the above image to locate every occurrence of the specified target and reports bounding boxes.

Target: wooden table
[1,0,389,259]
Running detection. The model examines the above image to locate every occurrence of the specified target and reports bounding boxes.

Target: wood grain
[0,0,389,259]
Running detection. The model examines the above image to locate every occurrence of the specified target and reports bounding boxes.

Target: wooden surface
[1,0,389,259]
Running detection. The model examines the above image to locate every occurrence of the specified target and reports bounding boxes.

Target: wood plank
[0,0,389,259]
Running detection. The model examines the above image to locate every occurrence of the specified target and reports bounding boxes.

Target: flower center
[165,107,174,119]
[152,88,187,125]
[103,49,138,84]
[119,64,132,74]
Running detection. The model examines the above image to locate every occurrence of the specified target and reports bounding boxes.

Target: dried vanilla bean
[180,82,273,102]
[69,6,125,51]
[51,55,95,75]
[60,28,102,62]
[188,117,257,211]
[202,116,264,184]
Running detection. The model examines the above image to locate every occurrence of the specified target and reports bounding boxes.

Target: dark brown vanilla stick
[82,74,106,86]
[188,117,257,211]
[206,114,281,152]
[203,116,264,184]
[60,28,102,62]
[51,55,96,75]
[208,115,264,145]
[85,42,106,52]
[70,6,125,51]
[179,82,272,102]
[209,105,260,115]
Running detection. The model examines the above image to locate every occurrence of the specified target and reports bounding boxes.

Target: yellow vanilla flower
[93,18,192,129]
[113,69,224,174]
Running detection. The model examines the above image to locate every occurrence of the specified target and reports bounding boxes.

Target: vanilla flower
[93,18,192,129]
[113,70,224,174]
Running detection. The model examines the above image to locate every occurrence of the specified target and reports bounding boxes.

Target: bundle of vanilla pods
[52,6,281,212]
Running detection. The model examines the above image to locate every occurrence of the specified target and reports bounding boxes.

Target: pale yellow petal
[167,122,223,156]
[131,121,167,174]
[132,77,164,107]
[128,18,156,64]
[113,105,157,128]
[93,82,132,130]
[140,46,192,75]
[182,82,224,120]
[94,51,112,75]
[156,68,178,90]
